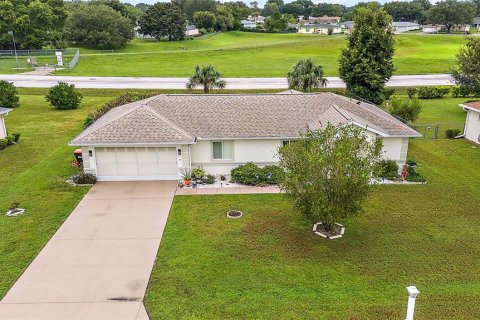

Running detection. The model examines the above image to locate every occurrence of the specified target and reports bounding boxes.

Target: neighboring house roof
[186,25,198,31]
[392,21,420,27]
[341,21,354,26]
[0,107,12,115]
[241,20,256,24]
[70,93,420,146]
[473,17,480,24]
[302,24,341,28]
[460,101,480,113]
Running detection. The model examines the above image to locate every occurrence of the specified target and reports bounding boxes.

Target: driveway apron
[0,181,176,320]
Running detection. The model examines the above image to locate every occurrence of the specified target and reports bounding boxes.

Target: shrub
[445,128,461,139]
[12,133,20,143]
[406,87,417,99]
[192,167,205,179]
[417,86,450,99]
[374,159,399,180]
[383,88,396,100]
[389,97,422,123]
[0,80,20,108]
[6,136,14,145]
[84,91,157,128]
[406,165,426,183]
[45,82,83,110]
[72,173,97,185]
[231,162,283,185]
[451,86,471,98]
[204,174,215,184]
[406,159,417,167]
[0,138,8,150]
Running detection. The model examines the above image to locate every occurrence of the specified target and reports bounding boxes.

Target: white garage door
[95,147,178,181]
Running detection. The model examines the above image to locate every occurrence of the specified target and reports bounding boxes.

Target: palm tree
[287,58,328,93]
[186,65,227,93]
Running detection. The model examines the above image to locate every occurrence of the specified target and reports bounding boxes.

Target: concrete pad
[0,302,144,320]
[0,181,176,320]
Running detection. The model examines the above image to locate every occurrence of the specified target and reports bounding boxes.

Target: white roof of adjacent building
[70,93,420,146]
[392,21,420,27]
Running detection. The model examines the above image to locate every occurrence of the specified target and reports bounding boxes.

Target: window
[212,141,233,160]
[282,140,294,146]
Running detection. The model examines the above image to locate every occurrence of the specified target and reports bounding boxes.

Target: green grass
[0,92,113,298]
[145,138,480,319]
[51,32,467,77]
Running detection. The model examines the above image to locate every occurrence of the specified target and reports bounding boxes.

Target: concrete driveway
[0,181,176,320]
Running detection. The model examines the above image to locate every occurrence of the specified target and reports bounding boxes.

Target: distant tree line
[0,0,478,50]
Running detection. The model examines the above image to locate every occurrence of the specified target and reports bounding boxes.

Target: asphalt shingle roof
[70,93,420,145]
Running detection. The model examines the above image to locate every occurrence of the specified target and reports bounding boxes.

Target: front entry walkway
[0,181,176,320]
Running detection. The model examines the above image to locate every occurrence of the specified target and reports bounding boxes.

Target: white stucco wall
[381,137,409,167]
[190,139,283,175]
[0,116,7,139]
[465,110,480,144]
[191,137,409,175]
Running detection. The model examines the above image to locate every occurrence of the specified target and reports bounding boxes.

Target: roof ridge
[144,105,194,140]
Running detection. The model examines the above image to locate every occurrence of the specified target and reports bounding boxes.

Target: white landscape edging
[312,222,345,239]
[6,208,26,217]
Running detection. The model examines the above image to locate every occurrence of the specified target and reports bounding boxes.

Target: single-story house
[459,101,480,144]
[422,24,471,33]
[247,15,265,23]
[473,17,480,28]
[305,16,341,25]
[392,21,420,32]
[298,24,342,34]
[69,93,420,181]
[340,21,354,29]
[241,20,257,28]
[0,107,12,139]
[185,25,200,36]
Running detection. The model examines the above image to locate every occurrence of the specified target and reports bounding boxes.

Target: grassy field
[145,138,480,319]
[0,90,115,298]
[43,32,468,77]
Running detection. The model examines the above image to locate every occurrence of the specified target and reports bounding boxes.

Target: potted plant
[181,168,193,187]
[192,167,205,179]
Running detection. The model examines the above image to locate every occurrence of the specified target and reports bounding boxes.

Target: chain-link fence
[409,123,465,139]
[0,48,79,73]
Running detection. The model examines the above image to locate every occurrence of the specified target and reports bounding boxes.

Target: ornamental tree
[287,58,328,92]
[139,2,186,41]
[278,124,382,232]
[186,65,226,93]
[0,80,20,108]
[452,37,480,97]
[45,82,83,110]
[427,0,476,33]
[338,4,395,105]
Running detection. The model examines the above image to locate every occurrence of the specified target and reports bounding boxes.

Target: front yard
[0,90,113,297]
[145,139,480,319]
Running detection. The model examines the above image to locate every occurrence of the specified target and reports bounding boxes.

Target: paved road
[0,74,454,89]
[0,181,176,320]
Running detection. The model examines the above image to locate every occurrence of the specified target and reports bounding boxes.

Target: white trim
[459,104,480,113]
[97,175,178,181]
[69,142,194,147]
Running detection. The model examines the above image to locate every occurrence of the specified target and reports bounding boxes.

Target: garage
[94,147,179,181]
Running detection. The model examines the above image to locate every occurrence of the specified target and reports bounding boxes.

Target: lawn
[145,138,480,319]
[49,31,467,77]
[0,90,114,298]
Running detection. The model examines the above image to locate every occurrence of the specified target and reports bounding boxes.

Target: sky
[121,0,415,8]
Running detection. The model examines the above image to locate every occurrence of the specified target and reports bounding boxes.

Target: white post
[405,286,420,320]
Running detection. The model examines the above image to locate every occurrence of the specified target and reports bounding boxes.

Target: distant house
[422,24,470,33]
[0,107,12,139]
[392,21,420,32]
[305,16,340,25]
[247,15,265,24]
[459,101,480,144]
[185,25,199,36]
[241,20,257,29]
[473,17,480,28]
[340,21,354,29]
[298,24,342,34]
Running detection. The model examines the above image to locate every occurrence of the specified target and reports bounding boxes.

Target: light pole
[405,286,420,320]
[8,30,20,69]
